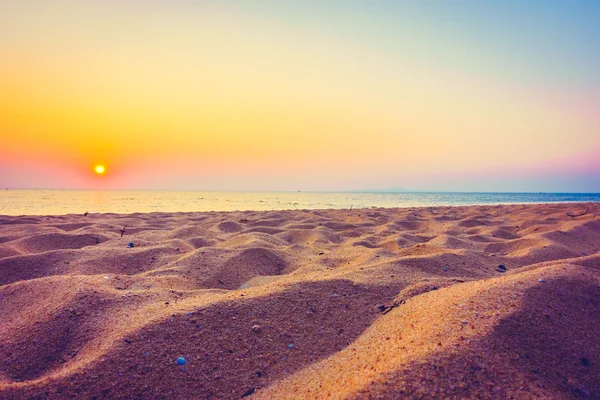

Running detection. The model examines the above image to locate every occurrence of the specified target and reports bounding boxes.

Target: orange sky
[1,1,599,191]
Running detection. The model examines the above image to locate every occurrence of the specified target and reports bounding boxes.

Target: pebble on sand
[127,242,135,248]
[252,325,261,333]
[288,344,294,349]
[176,357,186,365]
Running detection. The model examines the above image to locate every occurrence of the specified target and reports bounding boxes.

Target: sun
[94,164,106,175]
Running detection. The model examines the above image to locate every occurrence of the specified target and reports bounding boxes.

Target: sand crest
[1,203,599,399]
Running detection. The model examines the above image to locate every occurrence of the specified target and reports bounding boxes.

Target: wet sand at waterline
[1,203,599,399]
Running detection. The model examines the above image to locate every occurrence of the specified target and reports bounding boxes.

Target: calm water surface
[1,190,599,216]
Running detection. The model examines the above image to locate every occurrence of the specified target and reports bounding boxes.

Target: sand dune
[1,203,599,399]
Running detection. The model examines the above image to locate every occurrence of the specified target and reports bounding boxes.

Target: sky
[1,0,599,192]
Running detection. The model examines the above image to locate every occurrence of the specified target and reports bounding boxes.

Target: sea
[0,190,599,216]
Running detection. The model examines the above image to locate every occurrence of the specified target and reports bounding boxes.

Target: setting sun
[94,165,106,175]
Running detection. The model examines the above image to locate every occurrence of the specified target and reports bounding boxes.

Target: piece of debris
[84,211,88,217]
[92,237,100,244]
[176,357,186,366]
[127,242,134,248]
[217,280,225,285]
[288,344,294,349]
[496,265,507,273]
[255,371,262,378]
[120,225,127,237]
[252,325,261,333]
[241,388,255,397]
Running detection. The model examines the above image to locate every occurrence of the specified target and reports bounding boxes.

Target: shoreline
[2,190,599,217]
[1,202,599,398]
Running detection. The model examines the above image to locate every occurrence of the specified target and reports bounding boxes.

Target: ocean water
[0,190,599,216]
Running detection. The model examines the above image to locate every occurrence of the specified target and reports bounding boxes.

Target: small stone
[127,242,134,248]
[443,267,449,272]
[241,388,255,397]
[252,325,261,333]
[176,356,186,366]
[288,344,294,349]
[580,357,590,367]
[255,371,262,377]
[496,265,507,273]
[538,279,545,283]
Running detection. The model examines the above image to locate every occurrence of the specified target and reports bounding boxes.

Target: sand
[0,203,599,399]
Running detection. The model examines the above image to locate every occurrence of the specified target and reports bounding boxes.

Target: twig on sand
[305,299,317,313]
[567,208,589,217]
[120,225,128,237]
[380,299,406,315]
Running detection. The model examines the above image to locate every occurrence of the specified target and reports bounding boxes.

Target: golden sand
[1,203,599,399]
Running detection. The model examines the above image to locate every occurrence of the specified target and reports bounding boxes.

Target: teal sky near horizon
[1,0,599,192]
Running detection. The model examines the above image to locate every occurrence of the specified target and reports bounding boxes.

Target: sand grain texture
[1,203,599,399]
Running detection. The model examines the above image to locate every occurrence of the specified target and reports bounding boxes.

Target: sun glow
[94,165,106,175]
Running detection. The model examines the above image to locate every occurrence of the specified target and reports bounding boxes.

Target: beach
[1,202,599,399]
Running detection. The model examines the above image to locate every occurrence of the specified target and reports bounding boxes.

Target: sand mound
[216,247,289,289]
[50,223,95,232]
[187,237,217,249]
[256,265,600,399]
[1,203,599,399]
[217,221,243,233]
[12,233,109,254]
[484,237,550,254]
[218,233,289,250]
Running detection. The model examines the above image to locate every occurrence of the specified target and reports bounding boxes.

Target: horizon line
[2,188,600,195]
